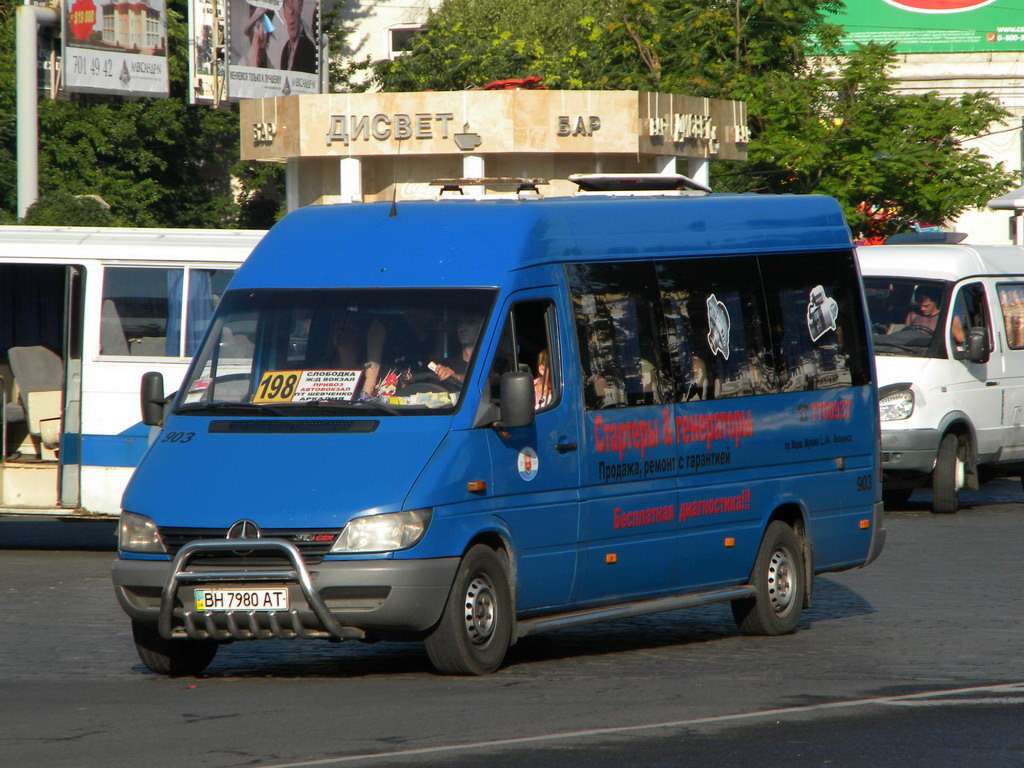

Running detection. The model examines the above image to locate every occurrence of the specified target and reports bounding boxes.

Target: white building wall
[332,0,441,72]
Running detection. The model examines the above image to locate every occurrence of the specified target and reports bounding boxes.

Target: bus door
[0,262,79,511]
[59,265,85,509]
[484,294,583,611]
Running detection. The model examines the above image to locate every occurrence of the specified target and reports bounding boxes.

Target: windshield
[863,277,950,358]
[177,288,497,415]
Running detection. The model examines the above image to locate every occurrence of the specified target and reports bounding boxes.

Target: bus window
[656,256,774,400]
[566,262,669,409]
[759,250,871,391]
[100,267,183,357]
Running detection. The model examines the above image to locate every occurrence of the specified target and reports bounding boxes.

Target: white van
[858,243,1024,513]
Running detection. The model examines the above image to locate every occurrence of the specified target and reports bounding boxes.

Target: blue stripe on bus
[63,423,152,468]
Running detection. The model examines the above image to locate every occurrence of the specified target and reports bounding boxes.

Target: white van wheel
[425,545,512,675]
[931,433,966,514]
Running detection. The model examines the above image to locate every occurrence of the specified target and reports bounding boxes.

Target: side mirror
[141,371,166,427]
[966,327,989,364]
[498,371,535,429]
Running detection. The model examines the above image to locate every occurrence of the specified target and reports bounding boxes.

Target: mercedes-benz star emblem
[226,520,261,540]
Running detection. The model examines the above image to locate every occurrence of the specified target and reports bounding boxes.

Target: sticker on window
[253,369,362,404]
[706,294,731,359]
[806,285,839,342]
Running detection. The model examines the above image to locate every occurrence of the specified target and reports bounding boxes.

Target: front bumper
[880,426,942,476]
[112,538,459,641]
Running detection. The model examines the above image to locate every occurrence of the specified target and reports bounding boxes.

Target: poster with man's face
[225,0,320,100]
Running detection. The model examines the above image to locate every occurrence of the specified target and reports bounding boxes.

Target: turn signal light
[466,480,487,493]
[724,537,735,548]
[859,520,870,529]
[605,553,617,564]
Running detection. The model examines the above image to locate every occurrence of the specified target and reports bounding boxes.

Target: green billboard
[830,0,1024,53]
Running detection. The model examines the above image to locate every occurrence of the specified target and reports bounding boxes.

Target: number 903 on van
[111,188,885,676]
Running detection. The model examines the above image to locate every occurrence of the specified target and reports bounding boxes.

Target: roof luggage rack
[884,231,968,245]
[430,177,549,199]
[569,172,712,195]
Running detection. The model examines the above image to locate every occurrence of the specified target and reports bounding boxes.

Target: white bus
[0,226,264,518]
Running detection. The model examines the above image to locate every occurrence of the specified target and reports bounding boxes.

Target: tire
[731,521,805,636]
[424,544,513,675]
[882,487,913,509]
[131,620,219,676]
[931,433,966,514]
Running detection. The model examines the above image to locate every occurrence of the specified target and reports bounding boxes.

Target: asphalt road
[1,481,1022,767]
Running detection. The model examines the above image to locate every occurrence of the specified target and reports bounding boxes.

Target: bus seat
[8,346,64,459]
[100,299,130,355]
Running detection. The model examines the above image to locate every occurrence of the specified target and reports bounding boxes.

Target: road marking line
[255,681,1024,768]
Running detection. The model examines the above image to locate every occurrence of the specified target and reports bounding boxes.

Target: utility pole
[16,2,59,219]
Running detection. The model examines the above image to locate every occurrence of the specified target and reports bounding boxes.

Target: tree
[722,43,1015,239]
[22,191,121,226]
[365,0,1013,238]
[0,0,283,227]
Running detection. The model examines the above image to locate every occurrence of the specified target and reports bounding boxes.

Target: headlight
[879,389,914,421]
[118,511,166,554]
[331,509,432,553]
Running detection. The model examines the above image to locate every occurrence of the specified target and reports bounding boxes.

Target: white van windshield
[864,277,950,358]
[177,288,497,415]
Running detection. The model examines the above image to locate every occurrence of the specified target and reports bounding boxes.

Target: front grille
[160,527,340,565]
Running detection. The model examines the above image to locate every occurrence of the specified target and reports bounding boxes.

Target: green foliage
[22,191,121,226]
[0,0,283,227]
[721,43,1015,238]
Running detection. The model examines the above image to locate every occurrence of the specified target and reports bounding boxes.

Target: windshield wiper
[176,402,291,417]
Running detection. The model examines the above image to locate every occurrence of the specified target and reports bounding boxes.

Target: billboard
[225,0,321,100]
[188,0,224,104]
[62,0,169,96]
[832,0,1024,53]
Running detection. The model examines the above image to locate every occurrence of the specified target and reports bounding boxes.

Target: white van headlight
[331,509,432,553]
[879,389,914,421]
[118,511,166,554]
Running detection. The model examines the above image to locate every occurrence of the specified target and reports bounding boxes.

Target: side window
[950,282,990,358]
[998,283,1024,349]
[100,267,183,357]
[656,256,773,400]
[566,263,670,409]
[759,250,870,390]
[487,300,560,412]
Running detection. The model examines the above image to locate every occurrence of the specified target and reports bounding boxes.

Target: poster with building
[62,0,169,96]
[188,0,224,104]
[225,0,321,100]
[831,0,1024,53]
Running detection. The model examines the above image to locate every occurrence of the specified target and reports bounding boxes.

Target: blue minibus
[112,185,885,675]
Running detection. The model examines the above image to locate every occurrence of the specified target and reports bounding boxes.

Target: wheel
[131,620,219,676]
[424,544,513,675]
[931,432,966,514]
[882,487,913,509]
[731,521,805,636]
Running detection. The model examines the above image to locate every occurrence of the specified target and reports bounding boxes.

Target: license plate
[194,587,289,612]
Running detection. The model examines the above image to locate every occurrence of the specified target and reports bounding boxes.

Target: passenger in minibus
[533,349,553,409]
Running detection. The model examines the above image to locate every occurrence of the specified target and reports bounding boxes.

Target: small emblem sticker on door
[706,294,731,359]
[806,284,839,342]
[518,447,539,481]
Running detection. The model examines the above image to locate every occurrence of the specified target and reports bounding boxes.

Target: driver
[433,318,481,384]
[365,306,444,397]
[905,288,941,333]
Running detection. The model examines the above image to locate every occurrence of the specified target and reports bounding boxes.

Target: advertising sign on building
[62,0,169,96]
[188,0,223,104]
[832,0,1024,53]
[225,0,321,100]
